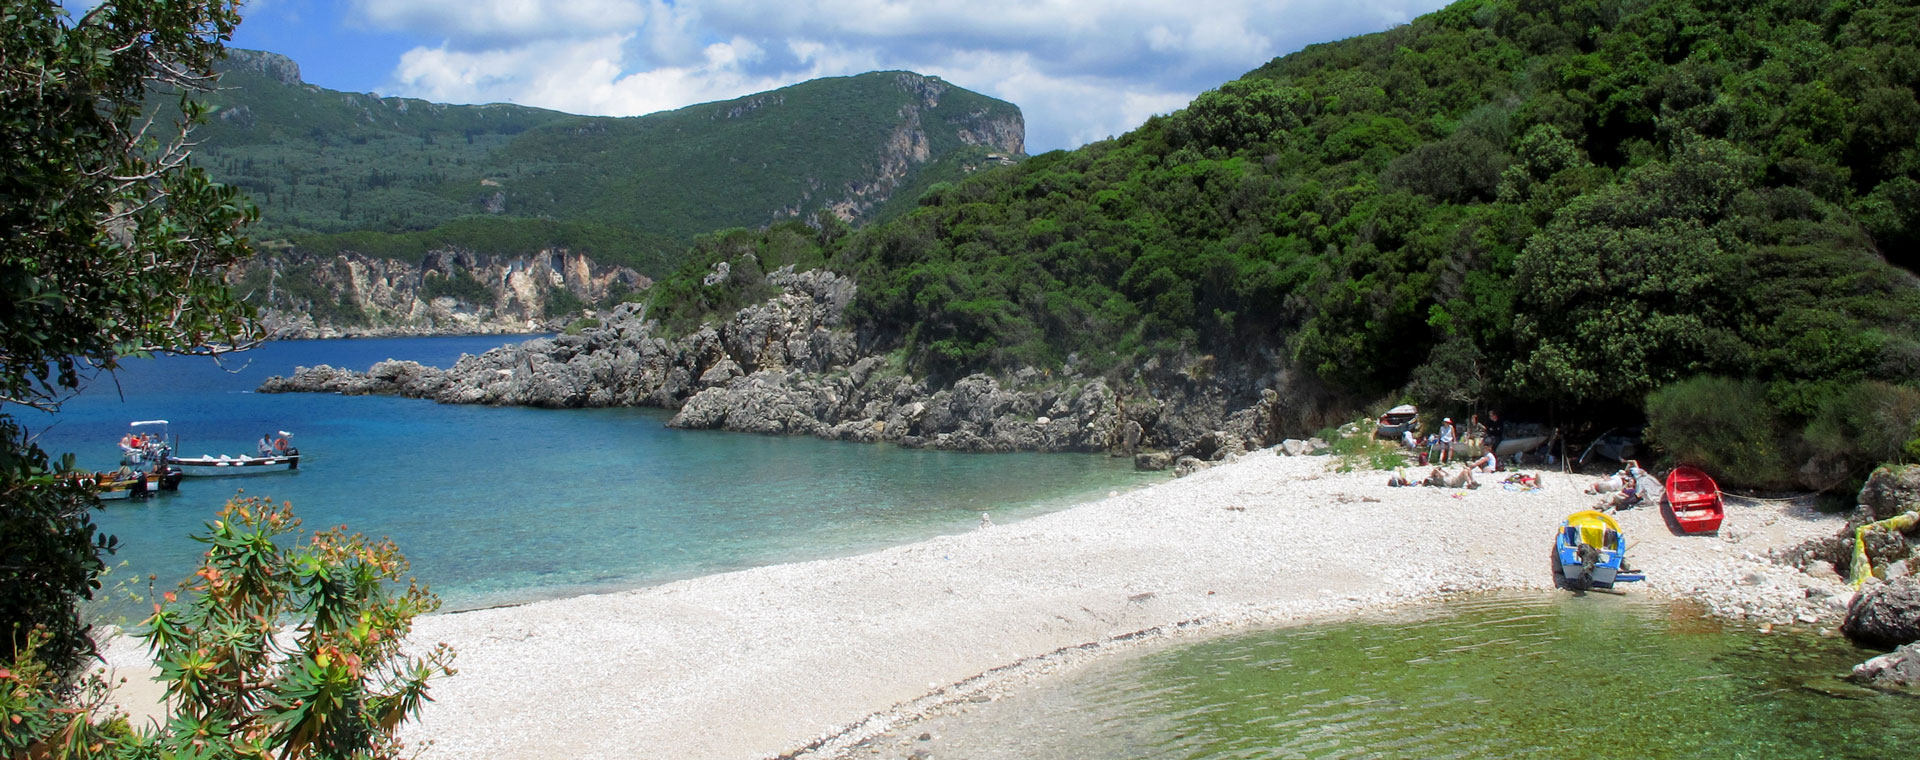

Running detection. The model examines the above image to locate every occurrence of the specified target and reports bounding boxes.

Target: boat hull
[1554,510,1646,591]
[1664,465,1724,533]
[167,454,300,476]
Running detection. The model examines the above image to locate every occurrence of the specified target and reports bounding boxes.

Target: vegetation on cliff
[652,0,1920,487]
[177,55,1024,276]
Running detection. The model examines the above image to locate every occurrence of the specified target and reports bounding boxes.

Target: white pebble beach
[99,449,1854,759]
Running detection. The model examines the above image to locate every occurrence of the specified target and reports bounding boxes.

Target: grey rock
[1173,456,1211,478]
[1849,642,1920,691]
[1860,465,1920,521]
[1134,452,1172,471]
[1843,576,1920,647]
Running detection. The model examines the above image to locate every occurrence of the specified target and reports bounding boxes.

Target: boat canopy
[1566,510,1622,550]
[130,420,169,427]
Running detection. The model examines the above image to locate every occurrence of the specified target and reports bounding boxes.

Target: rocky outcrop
[1850,642,1920,691]
[238,248,648,338]
[262,267,1344,457]
[1843,576,1920,647]
[1860,464,1920,521]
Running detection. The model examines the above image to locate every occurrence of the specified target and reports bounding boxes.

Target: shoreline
[100,449,1852,759]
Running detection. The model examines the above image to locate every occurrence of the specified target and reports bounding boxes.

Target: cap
[1443,417,1451,422]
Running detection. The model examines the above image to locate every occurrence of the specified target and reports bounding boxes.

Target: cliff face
[235,249,649,338]
[817,73,1025,222]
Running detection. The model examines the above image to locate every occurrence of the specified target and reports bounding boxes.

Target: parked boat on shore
[1554,510,1646,591]
[1665,465,1725,534]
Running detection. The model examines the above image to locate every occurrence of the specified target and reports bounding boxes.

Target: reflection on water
[895,593,1910,759]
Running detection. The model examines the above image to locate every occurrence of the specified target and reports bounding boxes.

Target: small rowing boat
[1554,510,1647,591]
[1664,465,1724,533]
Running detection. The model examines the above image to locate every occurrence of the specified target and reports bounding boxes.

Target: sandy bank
[101,450,1852,758]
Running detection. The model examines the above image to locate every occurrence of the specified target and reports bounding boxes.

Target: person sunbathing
[1423,466,1479,489]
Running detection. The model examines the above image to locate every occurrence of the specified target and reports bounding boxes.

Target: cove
[881,592,1912,759]
[26,336,1155,618]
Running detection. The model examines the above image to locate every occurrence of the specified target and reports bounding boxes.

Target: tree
[2,0,258,678]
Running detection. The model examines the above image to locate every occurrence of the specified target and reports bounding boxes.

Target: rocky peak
[894,72,949,107]
[221,49,302,86]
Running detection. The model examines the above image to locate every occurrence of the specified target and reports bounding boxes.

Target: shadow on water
[891,592,1913,760]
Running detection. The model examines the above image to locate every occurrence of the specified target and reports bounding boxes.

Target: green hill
[655,0,1920,487]
[186,50,1025,275]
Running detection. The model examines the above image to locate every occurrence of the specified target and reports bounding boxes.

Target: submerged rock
[1849,642,1920,691]
[1842,576,1920,647]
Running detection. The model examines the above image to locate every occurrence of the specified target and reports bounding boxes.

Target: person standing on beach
[1437,417,1456,464]
[1484,410,1505,464]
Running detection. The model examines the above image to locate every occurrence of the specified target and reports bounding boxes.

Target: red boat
[1665,465,1724,533]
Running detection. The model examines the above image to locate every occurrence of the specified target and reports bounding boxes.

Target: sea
[23,336,1155,620]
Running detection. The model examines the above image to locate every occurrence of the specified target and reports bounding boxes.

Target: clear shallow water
[900,593,1913,759]
[22,336,1154,617]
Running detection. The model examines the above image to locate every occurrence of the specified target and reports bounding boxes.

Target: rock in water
[1842,575,1920,647]
[1849,642,1920,691]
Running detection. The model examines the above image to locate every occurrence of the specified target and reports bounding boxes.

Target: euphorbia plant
[132,496,454,759]
[3,496,453,759]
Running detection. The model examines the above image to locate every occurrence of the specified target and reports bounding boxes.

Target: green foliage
[1645,376,1794,489]
[3,497,454,759]
[1802,381,1920,476]
[175,62,1023,277]
[627,0,1920,481]
[642,222,831,336]
[1327,422,1409,472]
[289,216,680,274]
[419,269,492,306]
[1,0,255,683]
[543,284,585,319]
[0,419,114,680]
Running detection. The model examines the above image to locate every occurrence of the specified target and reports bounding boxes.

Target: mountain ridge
[191,49,1025,276]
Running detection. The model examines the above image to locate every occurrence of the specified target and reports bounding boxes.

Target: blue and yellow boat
[1554,510,1646,591]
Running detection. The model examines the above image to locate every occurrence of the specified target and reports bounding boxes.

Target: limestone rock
[1134,452,1172,471]
[1843,576,1920,647]
[1860,465,1920,521]
[1849,642,1920,691]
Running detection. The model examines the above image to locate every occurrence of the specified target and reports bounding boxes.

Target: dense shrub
[420,269,492,305]
[1802,381,1920,482]
[1645,376,1795,489]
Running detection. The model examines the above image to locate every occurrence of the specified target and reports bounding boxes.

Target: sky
[212,0,1454,153]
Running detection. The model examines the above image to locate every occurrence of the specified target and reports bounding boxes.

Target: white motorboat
[165,430,302,475]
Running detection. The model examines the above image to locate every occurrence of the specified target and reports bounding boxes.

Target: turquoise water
[24,337,1154,616]
[899,593,1913,759]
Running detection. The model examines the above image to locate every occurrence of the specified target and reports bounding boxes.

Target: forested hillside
[656,0,1920,486]
[185,51,1024,275]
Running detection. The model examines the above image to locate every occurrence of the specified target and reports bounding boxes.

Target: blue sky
[217,0,1452,153]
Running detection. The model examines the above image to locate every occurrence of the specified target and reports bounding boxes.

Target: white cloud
[350,0,649,47]
[361,0,1453,151]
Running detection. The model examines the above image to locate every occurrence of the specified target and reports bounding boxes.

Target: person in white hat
[1438,417,1456,464]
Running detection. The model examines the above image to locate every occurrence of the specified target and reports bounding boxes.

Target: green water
[903,593,1912,759]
